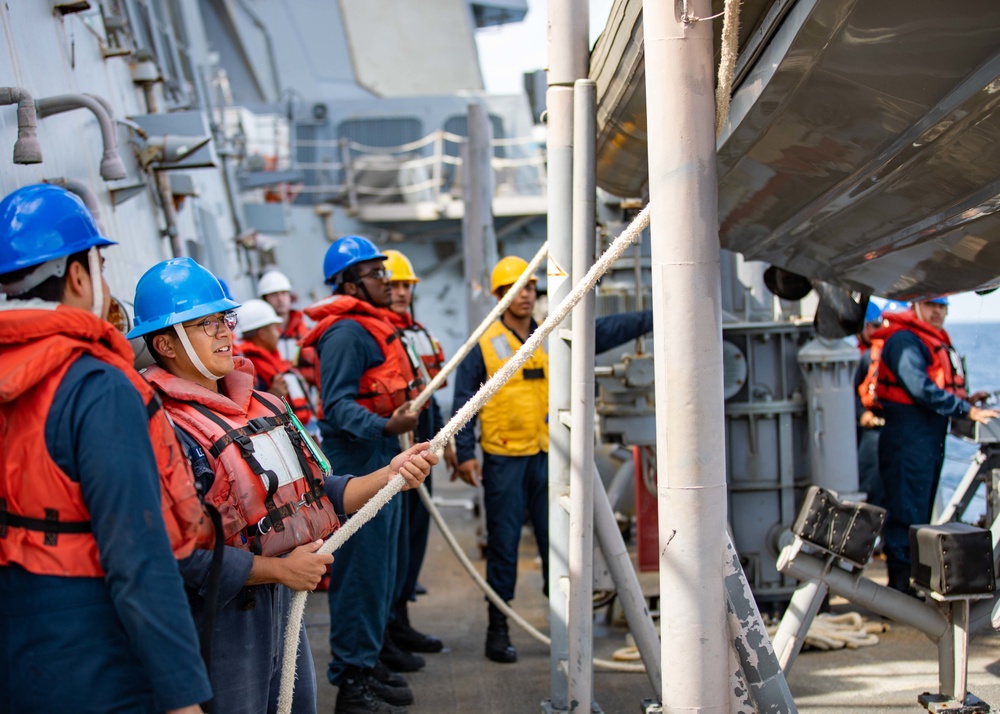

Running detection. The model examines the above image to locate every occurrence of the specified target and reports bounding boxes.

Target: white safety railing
[289,129,547,210]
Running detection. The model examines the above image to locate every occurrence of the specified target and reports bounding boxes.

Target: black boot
[380,631,426,672]
[485,603,517,663]
[365,666,413,707]
[335,667,407,714]
[388,601,444,653]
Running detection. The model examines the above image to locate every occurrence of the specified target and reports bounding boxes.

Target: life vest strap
[0,498,91,544]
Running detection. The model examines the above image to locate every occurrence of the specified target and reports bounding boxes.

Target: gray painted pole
[771,579,830,673]
[461,103,498,333]
[642,0,730,708]
[546,0,588,708]
[592,467,662,698]
[568,78,597,712]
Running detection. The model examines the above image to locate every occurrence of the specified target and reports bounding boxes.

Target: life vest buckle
[246,416,273,434]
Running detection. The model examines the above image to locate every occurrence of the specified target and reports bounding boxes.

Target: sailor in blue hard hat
[0,183,116,316]
[128,257,241,385]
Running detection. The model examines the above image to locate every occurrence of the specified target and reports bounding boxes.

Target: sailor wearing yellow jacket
[452,256,653,665]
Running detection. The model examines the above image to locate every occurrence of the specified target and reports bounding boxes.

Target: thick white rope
[715,0,742,138]
[276,205,651,711]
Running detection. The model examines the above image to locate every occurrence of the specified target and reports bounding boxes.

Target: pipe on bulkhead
[137,84,185,258]
[34,94,126,180]
[0,87,42,164]
[49,178,107,235]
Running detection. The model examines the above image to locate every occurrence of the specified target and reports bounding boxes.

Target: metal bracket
[918,692,990,714]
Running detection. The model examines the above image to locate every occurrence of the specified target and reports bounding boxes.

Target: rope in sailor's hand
[276,205,651,712]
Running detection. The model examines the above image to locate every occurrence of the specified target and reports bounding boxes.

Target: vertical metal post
[546,0,588,709]
[432,130,444,205]
[462,103,498,333]
[642,0,730,709]
[567,78,596,712]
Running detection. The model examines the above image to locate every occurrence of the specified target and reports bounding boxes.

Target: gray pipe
[771,578,829,673]
[567,78,597,711]
[592,466,662,698]
[35,94,127,180]
[778,546,949,640]
[0,87,42,164]
[644,0,730,705]
[52,179,106,235]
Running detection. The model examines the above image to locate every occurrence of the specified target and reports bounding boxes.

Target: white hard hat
[257,270,292,297]
[237,299,283,335]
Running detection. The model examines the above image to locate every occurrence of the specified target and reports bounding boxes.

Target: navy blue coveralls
[317,319,408,685]
[878,331,972,582]
[0,357,212,714]
[452,310,654,603]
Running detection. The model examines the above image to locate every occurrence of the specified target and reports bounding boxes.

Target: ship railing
[288,129,547,212]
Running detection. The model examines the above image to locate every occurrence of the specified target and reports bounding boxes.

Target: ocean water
[936,321,1000,518]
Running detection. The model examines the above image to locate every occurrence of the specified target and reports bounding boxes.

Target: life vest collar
[142,357,257,418]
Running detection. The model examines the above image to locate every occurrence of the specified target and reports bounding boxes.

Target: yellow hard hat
[383,249,419,283]
[491,256,536,297]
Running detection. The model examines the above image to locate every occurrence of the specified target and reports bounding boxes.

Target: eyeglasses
[183,311,238,337]
[355,268,392,281]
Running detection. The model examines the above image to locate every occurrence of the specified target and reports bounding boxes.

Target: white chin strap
[87,247,103,318]
[173,323,224,381]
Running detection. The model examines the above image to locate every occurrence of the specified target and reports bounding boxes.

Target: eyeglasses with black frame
[183,311,238,337]
[354,267,392,281]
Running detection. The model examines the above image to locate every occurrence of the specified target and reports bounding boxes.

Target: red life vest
[385,310,447,386]
[0,304,213,577]
[236,340,317,425]
[144,359,339,556]
[873,310,967,406]
[301,295,423,417]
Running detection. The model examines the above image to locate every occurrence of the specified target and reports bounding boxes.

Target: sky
[474,2,1000,325]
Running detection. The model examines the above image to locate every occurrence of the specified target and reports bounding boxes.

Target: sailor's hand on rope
[269,374,290,399]
[384,401,420,436]
[970,391,991,405]
[454,459,481,486]
[390,441,439,490]
[276,540,334,591]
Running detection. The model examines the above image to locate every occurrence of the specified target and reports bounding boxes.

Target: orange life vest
[301,295,423,417]
[144,359,339,556]
[857,339,884,410]
[278,309,310,366]
[0,304,213,578]
[236,340,317,425]
[873,310,967,406]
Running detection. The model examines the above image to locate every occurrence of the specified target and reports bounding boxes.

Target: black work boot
[335,668,407,714]
[485,603,517,663]
[380,631,426,672]
[388,601,444,653]
[365,666,413,706]
[887,564,917,597]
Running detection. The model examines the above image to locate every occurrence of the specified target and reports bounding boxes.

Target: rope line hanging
[276,205,651,712]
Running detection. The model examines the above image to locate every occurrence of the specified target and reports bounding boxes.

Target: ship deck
[305,477,1000,713]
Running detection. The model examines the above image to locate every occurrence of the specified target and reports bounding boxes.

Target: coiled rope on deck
[276,205,651,711]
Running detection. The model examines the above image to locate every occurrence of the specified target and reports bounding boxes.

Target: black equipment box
[791,486,886,567]
[909,522,995,597]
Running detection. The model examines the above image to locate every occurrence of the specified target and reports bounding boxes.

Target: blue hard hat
[0,184,116,276]
[864,299,882,324]
[217,277,235,301]
[927,296,949,306]
[127,257,240,338]
[323,235,387,287]
[882,300,907,314]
